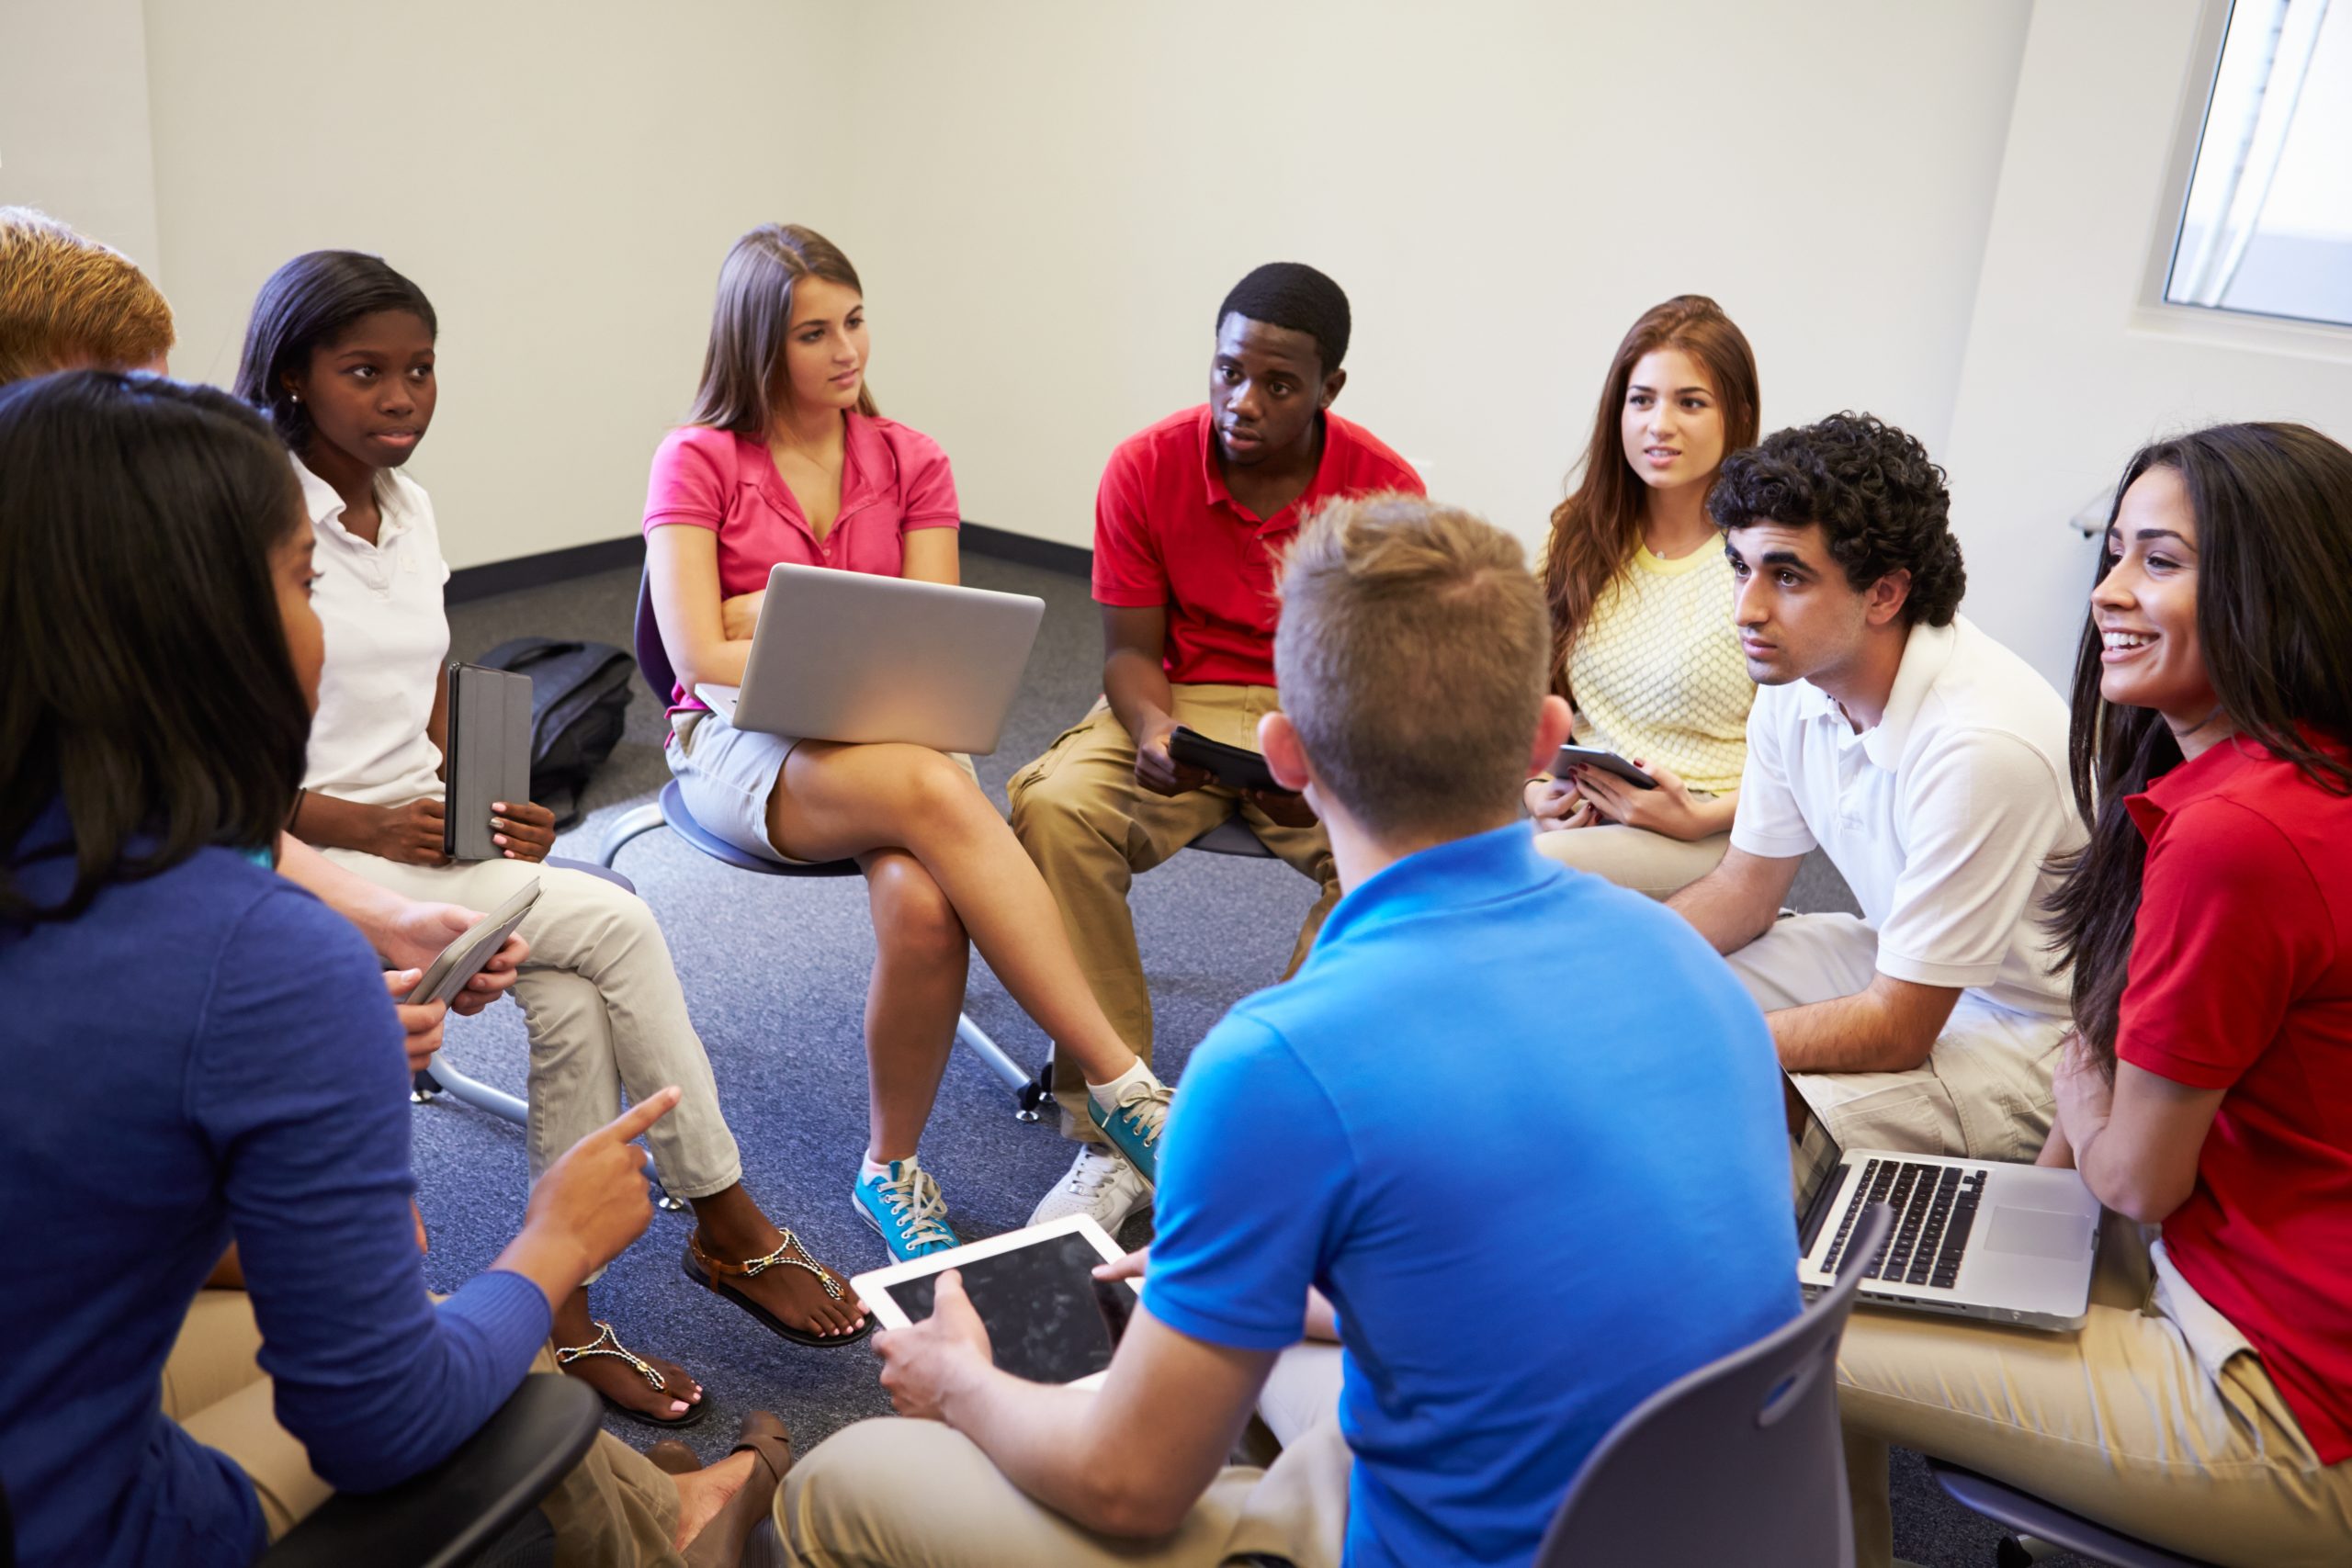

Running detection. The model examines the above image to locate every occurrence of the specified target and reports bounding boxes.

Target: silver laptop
[1794,1089,2099,1332]
[698,563,1046,756]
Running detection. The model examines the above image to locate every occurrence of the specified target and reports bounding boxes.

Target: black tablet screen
[883,1231,1128,1384]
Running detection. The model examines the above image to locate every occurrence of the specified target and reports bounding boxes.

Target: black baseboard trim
[444,519,1086,603]
[960,521,1091,579]
[447,535,646,604]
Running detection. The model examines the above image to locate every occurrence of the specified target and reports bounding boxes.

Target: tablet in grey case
[445,664,535,861]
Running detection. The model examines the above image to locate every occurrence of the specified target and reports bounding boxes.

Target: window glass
[2165,0,2352,329]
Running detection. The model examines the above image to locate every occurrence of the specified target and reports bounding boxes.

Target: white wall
[15,1,2035,575]
[136,0,855,569]
[0,0,163,266]
[1943,0,2352,683]
[843,0,2035,556]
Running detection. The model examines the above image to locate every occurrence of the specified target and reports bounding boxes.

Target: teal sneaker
[1086,1077,1174,1186]
[854,1157,959,1262]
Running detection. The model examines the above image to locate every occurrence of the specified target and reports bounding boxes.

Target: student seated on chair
[769,493,1798,1568]
[235,251,870,1431]
[1524,295,1761,897]
[0,371,789,1568]
[641,223,1170,1263]
[1666,412,2080,1161]
[0,205,529,1079]
[1007,262,1424,1234]
[1838,423,2352,1568]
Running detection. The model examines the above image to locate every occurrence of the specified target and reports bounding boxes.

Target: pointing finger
[601,1086,683,1144]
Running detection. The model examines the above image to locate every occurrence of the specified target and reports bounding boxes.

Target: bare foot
[671,1450,756,1552]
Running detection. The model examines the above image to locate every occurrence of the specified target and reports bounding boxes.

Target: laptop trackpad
[1984,1206,2094,1261]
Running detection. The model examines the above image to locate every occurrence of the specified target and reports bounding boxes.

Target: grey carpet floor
[424,551,2070,1567]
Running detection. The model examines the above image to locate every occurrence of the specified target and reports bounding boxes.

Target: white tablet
[403,879,539,1007]
[850,1214,1137,1390]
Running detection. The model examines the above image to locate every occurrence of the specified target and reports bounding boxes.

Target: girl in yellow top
[1526,296,1760,896]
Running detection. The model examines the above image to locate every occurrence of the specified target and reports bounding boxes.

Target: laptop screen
[1788,1080,1849,1253]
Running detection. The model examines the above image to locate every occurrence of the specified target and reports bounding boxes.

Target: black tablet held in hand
[850,1216,1136,1388]
[1549,744,1658,790]
[1168,726,1287,794]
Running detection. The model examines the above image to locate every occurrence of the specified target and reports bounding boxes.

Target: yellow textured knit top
[1563,542,1753,794]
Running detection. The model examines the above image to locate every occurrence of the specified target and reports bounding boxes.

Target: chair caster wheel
[653,1190,688,1214]
[1014,1106,1043,1124]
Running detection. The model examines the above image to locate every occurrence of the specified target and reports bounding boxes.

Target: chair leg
[598,801,668,868]
[953,1012,1040,1114]
[420,1060,529,1125]
[1015,1053,1055,1125]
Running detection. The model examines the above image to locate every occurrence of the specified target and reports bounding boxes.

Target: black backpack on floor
[475,637,635,829]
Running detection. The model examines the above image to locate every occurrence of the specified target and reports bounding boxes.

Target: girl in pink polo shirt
[644,225,1169,1261]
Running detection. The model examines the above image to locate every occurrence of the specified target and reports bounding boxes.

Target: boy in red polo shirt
[1010,263,1423,1227]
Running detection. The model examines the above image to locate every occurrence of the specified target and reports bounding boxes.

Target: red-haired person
[1524,295,1761,897]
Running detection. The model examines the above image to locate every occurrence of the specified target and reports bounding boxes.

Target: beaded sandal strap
[552,1319,667,1392]
[690,1228,843,1302]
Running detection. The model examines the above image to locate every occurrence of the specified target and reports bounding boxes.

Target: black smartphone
[1549,743,1657,790]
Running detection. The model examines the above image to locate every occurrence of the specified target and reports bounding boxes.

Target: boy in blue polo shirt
[775,494,1798,1567]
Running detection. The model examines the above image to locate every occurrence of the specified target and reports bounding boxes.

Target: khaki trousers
[321,850,742,1213]
[1838,1220,2352,1568]
[1726,913,2064,1160]
[772,1407,1351,1568]
[1532,822,1729,899]
[1008,688,1338,1136]
[164,1289,686,1562]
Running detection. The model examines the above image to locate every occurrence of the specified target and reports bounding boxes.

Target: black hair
[1708,411,1966,626]
[232,250,436,453]
[1216,262,1350,374]
[0,371,311,927]
[2046,422,2352,1072]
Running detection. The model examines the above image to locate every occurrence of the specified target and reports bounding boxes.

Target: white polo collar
[1792,616,1962,773]
[295,457,415,551]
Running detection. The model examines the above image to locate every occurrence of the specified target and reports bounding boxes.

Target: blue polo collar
[1314,820,1561,953]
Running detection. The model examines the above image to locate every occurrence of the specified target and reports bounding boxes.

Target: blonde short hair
[0,208,175,384]
[1274,492,1550,838]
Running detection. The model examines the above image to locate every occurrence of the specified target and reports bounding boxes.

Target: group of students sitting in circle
[0,204,2346,1568]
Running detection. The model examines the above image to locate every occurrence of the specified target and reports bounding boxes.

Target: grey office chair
[596,572,1038,1111]
[1532,1203,1895,1568]
[1927,1460,2223,1568]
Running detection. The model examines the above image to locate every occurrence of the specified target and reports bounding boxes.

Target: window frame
[2133,0,2352,356]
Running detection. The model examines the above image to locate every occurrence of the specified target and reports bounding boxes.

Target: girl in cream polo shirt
[237,251,873,1433]
[1526,296,1761,897]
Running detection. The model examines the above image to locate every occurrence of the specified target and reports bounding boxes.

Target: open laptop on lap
[695,563,1046,756]
[1792,1084,2099,1332]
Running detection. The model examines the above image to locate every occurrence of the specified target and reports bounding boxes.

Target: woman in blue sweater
[0,372,779,1566]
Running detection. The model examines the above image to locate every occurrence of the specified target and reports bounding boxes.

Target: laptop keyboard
[1819,1158,1989,1289]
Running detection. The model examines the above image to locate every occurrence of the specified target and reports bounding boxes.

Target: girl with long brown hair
[1836,423,2352,1568]
[643,224,1168,1266]
[1522,295,1760,896]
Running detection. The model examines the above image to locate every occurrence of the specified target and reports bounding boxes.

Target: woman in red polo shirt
[1834,422,2352,1567]
[643,224,1166,1264]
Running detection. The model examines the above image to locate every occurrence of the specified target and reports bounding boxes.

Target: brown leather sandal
[682,1229,871,1348]
[682,1411,793,1568]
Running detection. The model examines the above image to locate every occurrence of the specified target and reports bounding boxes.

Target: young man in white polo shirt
[1657,412,2080,1160]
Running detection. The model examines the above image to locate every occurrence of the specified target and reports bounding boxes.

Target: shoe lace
[1113,1079,1174,1146]
[1059,1145,1126,1198]
[876,1161,956,1252]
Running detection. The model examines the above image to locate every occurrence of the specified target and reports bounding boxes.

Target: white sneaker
[1027,1143,1152,1232]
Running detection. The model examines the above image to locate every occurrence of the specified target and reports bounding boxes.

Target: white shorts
[665,708,979,865]
[666,708,808,863]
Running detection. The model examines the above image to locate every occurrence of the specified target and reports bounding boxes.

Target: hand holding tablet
[402,880,540,1007]
[855,1215,1138,1390]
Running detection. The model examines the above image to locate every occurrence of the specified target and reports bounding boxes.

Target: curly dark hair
[1707,411,1966,626]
